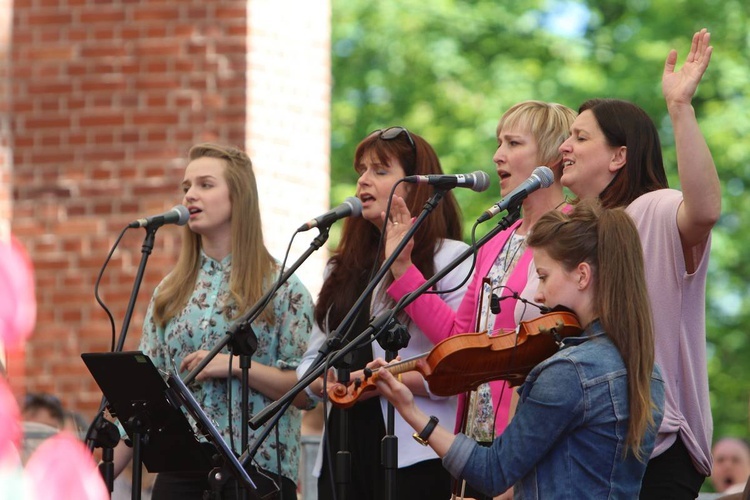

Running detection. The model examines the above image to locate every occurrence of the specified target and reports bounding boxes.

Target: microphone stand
[85,225,160,498]
[378,320,410,500]
[229,322,258,500]
[248,190,449,500]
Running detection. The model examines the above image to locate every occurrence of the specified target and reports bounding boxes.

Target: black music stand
[82,351,279,499]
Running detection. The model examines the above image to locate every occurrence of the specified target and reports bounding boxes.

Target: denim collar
[560,319,606,349]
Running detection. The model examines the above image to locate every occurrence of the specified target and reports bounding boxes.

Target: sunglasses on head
[369,126,417,157]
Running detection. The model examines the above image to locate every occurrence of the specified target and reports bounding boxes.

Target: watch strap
[413,415,439,446]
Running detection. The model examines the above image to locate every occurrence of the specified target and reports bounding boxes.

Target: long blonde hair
[153,143,276,327]
[527,200,656,461]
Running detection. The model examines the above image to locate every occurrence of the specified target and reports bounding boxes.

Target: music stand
[82,351,279,499]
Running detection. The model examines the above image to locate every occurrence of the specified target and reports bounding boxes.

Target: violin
[327,310,582,409]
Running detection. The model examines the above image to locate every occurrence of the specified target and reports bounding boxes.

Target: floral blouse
[139,253,314,482]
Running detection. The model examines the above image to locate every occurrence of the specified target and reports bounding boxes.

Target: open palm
[662,29,713,107]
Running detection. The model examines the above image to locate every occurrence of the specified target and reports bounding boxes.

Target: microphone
[128,205,190,229]
[298,196,363,232]
[476,166,555,223]
[490,293,501,314]
[403,171,491,192]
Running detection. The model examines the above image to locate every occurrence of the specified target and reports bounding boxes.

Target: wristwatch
[413,415,439,446]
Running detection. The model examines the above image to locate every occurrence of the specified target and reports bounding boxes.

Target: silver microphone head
[532,166,555,188]
[470,171,492,192]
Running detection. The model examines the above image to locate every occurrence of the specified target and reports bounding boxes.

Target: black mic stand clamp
[376,317,410,500]
[126,410,153,499]
[89,415,121,493]
[227,316,259,500]
[376,318,411,354]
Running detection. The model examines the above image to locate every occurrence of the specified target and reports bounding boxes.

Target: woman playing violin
[373,200,666,499]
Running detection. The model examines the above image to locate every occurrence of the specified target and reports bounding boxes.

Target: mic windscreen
[471,171,491,192]
[533,166,555,188]
[172,205,190,226]
[343,196,363,217]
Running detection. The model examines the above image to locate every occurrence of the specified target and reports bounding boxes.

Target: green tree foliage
[331,0,750,453]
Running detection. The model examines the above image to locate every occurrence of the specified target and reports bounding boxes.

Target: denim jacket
[443,321,665,499]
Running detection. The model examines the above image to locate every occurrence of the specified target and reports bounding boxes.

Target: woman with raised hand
[558,29,720,498]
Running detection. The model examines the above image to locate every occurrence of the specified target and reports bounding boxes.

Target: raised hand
[662,28,713,108]
[383,195,415,279]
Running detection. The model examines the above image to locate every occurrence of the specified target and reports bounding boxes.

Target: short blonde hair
[497,100,577,168]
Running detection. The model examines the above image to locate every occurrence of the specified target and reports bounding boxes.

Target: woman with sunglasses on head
[297,127,471,500]
[385,101,575,499]
[558,30,719,499]
[373,200,666,499]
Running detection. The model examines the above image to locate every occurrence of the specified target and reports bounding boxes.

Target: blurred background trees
[329,0,750,456]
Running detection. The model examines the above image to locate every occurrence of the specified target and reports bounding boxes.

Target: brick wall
[0,0,10,238]
[4,0,330,419]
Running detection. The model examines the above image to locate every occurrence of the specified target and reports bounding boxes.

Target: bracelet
[413,415,439,446]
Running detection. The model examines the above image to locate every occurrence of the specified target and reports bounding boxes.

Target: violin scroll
[327,369,381,409]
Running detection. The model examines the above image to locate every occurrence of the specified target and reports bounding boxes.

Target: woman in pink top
[387,100,576,500]
[558,29,720,499]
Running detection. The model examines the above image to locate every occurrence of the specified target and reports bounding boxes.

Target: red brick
[132,112,179,126]
[26,45,75,61]
[24,116,71,129]
[29,150,76,164]
[27,81,74,95]
[28,12,74,25]
[80,9,126,24]
[80,79,128,93]
[79,45,128,58]
[78,113,126,128]
[132,6,180,22]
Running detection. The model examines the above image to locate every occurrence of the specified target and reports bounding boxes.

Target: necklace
[501,229,525,274]
[554,197,568,211]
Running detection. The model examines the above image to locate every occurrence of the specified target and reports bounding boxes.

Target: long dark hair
[314,129,463,331]
[579,99,669,208]
[527,200,656,461]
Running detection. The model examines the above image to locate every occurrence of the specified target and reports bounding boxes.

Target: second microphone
[403,171,491,192]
